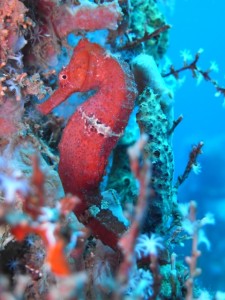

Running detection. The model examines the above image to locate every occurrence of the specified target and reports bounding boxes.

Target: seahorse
[38,39,137,248]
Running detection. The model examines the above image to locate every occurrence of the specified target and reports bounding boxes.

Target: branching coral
[163,49,225,100]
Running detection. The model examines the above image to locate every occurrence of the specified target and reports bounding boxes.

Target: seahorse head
[37,39,93,115]
[59,39,105,91]
[58,46,90,91]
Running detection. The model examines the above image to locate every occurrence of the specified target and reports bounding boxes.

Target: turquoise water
[167,0,225,291]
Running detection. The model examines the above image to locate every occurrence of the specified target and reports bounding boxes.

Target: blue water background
[165,0,225,292]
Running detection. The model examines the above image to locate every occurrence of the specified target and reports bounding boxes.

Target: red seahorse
[38,39,137,248]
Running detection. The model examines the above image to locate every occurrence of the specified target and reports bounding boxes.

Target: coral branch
[119,24,171,50]
[184,201,202,300]
[5,157,81,276]
[117,134,151,285]
[175,141,204,189]
[163,51,201,79]
[168,114,183,135]
[163,50,225,98]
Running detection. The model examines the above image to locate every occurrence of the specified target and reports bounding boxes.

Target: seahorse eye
[61,74,67,80]
[59,73,69,87]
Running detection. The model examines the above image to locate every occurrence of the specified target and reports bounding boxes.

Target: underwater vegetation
[0,0,225,299]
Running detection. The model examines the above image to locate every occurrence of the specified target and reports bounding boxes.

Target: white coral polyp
[135,233,164,259]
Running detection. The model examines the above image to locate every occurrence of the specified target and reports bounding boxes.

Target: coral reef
[129,0,169,59]
[0,0,222,299]
[0,0,32,68]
